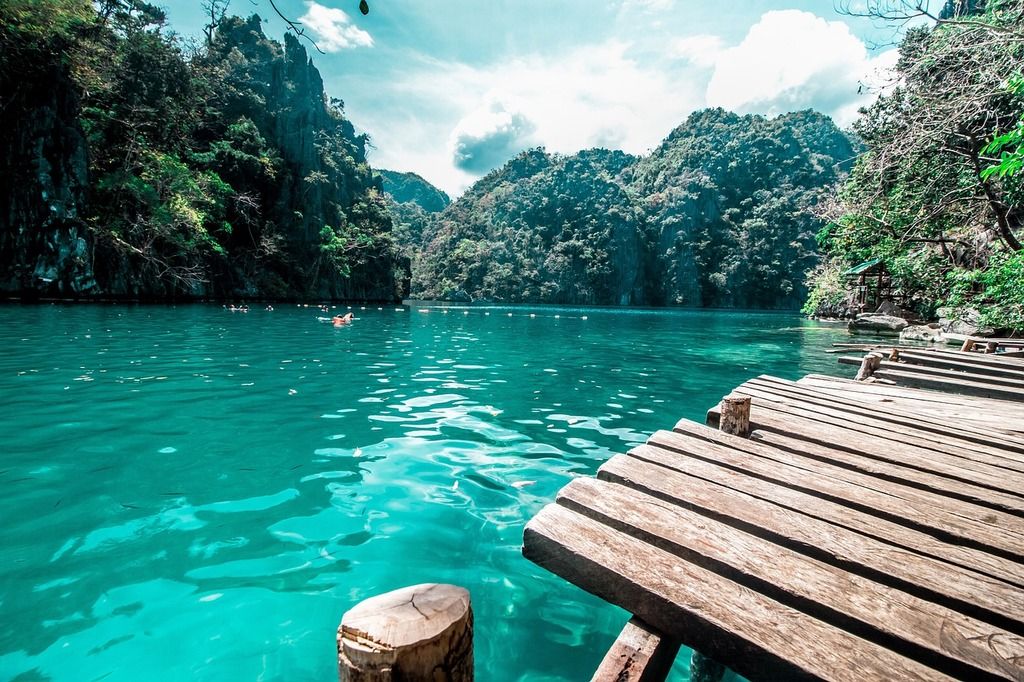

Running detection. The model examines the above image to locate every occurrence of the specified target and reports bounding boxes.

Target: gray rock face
[875,300,903,317]
[936,306,995,337]
[899,324,944,344]
[849,313,910,334]
[0,55,97,297]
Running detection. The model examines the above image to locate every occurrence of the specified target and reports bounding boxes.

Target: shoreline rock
[849,313,909,335]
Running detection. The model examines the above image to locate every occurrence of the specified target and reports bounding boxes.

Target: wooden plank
[875,368,1024,401]
[743,426,1024,515]
[670,420,1024,555]
[705,403,1024,501]
[747,376,1024,453]
[524,504,957,682]
[590,618,679,682]
[629,435,1024,585]
[559,477,1024,680]
[897,351,1024,379]
[733,379,1024,469]
[797,375,1024,429]
[840,357,1024,391]
[963,338,1024,349]
[598,454,1024,628]
[920,347,1024,367]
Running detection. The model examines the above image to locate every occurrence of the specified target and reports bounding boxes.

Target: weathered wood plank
[897,351,1024,379]
[918,347,1024,367]
[590,618,679,682]
[743,426,1024,515]
[746,376,1024,453]
[523,504,956,682]
[873,368,1024,401]
[627,437,1024,585]
[797,375,1024,430]
[704,399,1024,499]
[597,453,1024,627]
[729,380,1024,471]
[840,357,1024,391]
[559,477,1024,680]
[668,421,1024,557]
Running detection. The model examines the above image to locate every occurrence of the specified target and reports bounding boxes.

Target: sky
[161,0,925,197]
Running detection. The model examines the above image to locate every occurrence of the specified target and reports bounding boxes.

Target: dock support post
[337,583,473,681]
[718,394,751,438]
[689,653,726,682]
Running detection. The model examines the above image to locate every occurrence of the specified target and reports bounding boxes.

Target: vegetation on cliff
[807,0,1024,330]
[0,0,405,300]
[413,110,854,308]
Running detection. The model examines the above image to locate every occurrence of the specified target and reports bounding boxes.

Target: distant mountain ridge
[379,170,450,213]
[409,108,856,308]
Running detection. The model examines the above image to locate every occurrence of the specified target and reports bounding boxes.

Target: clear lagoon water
[0,303,865,681]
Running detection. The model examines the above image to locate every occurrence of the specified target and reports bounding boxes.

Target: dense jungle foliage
[412,110,855,308]
[807,0,1024,331]
[0,0,404,300]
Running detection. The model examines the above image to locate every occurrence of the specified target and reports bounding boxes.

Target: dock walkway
[523,348,1024,680]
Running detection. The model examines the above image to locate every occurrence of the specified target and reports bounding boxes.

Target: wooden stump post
[855,352,883,381]
[337,583,473,682]
[718,394,751,438]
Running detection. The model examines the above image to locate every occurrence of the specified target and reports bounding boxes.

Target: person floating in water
[332,312,354,326]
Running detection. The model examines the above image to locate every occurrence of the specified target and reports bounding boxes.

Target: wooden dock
[522,347,1024,680]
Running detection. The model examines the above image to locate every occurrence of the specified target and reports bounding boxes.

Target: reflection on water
[0,304,857,681]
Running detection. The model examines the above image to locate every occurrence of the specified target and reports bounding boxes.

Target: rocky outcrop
[0,12,406,302]
[936,306,995,337]
[0,33,97,297]
[899,324,945,344]
[849,313,909,334]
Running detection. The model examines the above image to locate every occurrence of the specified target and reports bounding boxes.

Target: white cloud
[633,0,675,11]
[450,97,538,173]
[671,34,725,68]
[354,11,895,196]
[299,1,372,52]
[704,10,895,126]
[359,40,706,195]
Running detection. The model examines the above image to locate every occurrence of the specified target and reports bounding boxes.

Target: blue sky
[161,0,923,196]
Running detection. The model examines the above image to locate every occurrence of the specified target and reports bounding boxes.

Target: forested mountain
[379,170,450,213]
[0,2,405,300]
[413,109,855,307]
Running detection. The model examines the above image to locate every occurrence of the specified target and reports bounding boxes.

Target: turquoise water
[0,304,859,681]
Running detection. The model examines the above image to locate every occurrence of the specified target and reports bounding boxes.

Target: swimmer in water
[332,312,354,326]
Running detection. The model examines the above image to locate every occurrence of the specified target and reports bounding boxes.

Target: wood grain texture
[557,477,1024,680]
[590,618,679,682]
[626,439,1024,587]
[522,368,1024,681]
[873,368,1024,402]
[744,376,1024,454]
[337,583,473,682]
[713,387,1024,478]
[597,453,1024,626]
[524,504,956,682]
